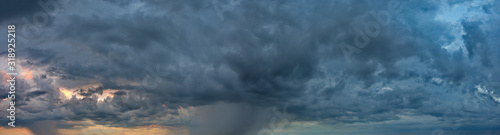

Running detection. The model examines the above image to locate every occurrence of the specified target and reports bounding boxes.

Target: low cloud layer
[1,0,500,134]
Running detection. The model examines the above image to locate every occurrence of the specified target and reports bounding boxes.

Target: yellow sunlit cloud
[59,88,74,99]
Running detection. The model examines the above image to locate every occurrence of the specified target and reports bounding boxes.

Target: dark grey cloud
[0,0,41,21]
[1,0,500,134]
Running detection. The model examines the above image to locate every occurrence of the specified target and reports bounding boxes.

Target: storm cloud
[1,0,500,135]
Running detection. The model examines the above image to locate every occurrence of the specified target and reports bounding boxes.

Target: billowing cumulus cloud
[1,0,500,135]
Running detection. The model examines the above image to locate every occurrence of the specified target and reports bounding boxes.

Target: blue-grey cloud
[1,0,500,135]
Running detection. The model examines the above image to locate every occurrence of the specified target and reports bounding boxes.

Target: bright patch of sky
[435,0,492,55]
[475,85,500,103]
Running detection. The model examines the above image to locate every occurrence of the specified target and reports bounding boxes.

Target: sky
[0,0,499,135]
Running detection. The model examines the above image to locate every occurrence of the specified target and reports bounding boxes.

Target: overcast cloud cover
[1,0,500,135]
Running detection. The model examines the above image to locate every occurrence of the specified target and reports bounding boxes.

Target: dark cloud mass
[1,0,500,135]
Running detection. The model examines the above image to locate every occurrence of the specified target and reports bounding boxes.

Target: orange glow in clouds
[1,67,36,82]
[19,67,35,80]
[0,127,34,135]
[23,71,33,80]
[0,125,188,135]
